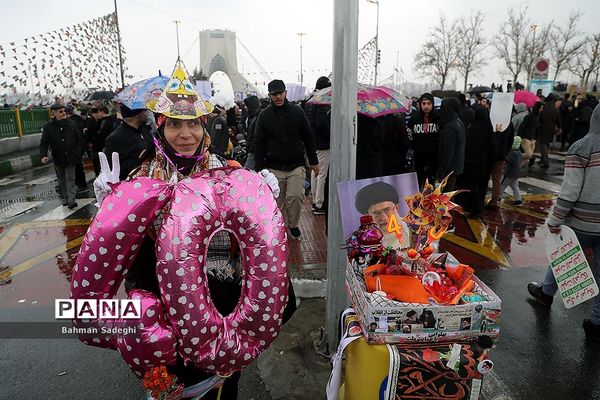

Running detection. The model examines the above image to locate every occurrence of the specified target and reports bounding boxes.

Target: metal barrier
[20,108,50,135]
[0,109,19,138]
[0,108,50,138]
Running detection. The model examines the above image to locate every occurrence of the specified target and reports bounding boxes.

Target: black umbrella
[469,86,493,94]
[84,90,115,101]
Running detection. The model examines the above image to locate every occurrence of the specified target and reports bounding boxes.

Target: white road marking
[0,201,44,222]
[34,198,95,221]
[519,177,561,193]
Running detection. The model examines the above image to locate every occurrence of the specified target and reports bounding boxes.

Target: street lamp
[297,33,306,86]
[366,0,379,85]
[174,20,182,59]
[528,24,540,89]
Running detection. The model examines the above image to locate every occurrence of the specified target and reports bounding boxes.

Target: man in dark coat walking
[436,97,465,191]
[536,95,561,168]
[456,107,495,217]
[254,79,319,239]
[40,103,83,209]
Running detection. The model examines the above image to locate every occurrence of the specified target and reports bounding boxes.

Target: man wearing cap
[103,104,152,180]
[40,103,83,209]
[407,93,440,188]
[355,181,410,248]
[254,79,319,239]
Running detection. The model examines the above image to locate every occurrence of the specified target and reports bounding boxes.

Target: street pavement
[1,153,600,400]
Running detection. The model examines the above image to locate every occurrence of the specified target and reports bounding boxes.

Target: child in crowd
[501,136,523,206]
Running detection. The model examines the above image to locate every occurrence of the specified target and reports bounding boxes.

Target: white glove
[93,152,120,207]
[260,169,280,198]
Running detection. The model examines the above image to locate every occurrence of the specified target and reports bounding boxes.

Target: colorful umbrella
[306,84,411,118]
[115,75,169,110]
[513,90,540,108]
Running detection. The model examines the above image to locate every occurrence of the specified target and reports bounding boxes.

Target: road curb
[0,154,43,178]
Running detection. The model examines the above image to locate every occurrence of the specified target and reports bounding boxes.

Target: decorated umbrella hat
[148,59,213,119]
[115,74,169,110]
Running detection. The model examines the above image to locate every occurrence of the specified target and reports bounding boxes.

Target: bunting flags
[0,12,127,104]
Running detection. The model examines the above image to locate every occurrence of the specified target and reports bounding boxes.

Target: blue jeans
[542,230,600,324]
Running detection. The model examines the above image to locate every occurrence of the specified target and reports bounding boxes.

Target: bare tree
[569,33,600,91]
[413,13,461,90]
[493,7,530,85]
[550,11,585,83]
[523,22,553,84]
[456,10,487,93]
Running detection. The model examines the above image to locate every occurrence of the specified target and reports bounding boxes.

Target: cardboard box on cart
[345,261,501,345]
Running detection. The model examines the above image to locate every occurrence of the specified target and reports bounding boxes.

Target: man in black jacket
[436,97,466,191]
[304,76,331,215]
[407,93,440,188]
[254,79,319,239]
[40,103,83,209]
[103,105,152,180]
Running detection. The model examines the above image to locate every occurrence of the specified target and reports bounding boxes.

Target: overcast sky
[0,0,598,95]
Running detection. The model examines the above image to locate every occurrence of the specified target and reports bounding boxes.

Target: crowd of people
[40,74,600,398]
[39,80,600,232]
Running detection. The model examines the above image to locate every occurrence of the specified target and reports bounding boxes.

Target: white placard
[489,92,515,132]
[545,226,599,308]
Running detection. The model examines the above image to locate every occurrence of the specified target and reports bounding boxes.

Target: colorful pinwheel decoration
[403,174,464,250]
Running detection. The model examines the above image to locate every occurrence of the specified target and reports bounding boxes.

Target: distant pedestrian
[381,113,412,176]
[456,93,474,130]
[407,93,440,188]
[103,105,152,180]
[243,95,261,170]
[39,103,83,209]
[207,106,230,156]
[536,94,561,169]
[356,114,384,179]
[436,97,465,191]
[65,104,88,191]
[254,79,319,239]
[511,103,528,136]
[520,101,543,167]
[304,76,332,215]
[456,107,495,217]
[528,104,600,340]
[485,99,514,210]
[500,136,523,205]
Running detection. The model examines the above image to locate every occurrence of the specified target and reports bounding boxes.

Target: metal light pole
[367,0,379,85]
[114,0,125,88]
[324,0,358,354]
[174,20,182,59]
[528,24,540,89]
[297,33,306,86]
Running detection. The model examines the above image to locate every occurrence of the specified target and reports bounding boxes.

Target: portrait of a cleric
[354,181,410,249]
